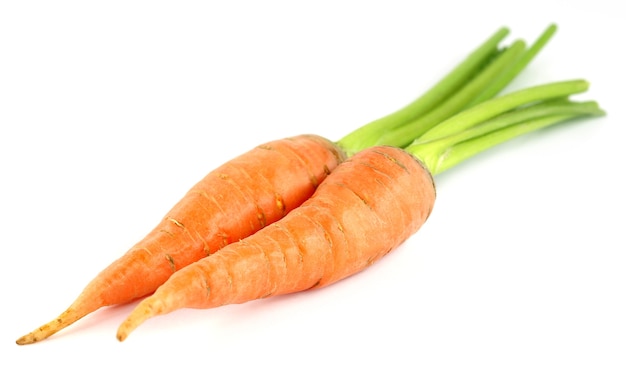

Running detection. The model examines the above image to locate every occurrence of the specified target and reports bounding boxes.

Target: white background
[2,1,624,373]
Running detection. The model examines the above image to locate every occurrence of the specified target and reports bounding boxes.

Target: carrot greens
[338,24,559,154]
[405,80,605,174]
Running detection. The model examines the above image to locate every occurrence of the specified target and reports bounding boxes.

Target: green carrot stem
[415,79,590,143]
[375,24,559,149]
[411,99,598,151]
[371,40,527,148]
[406,98,605,175]
[430,112,598,174]
[465,24,558,107]
[336,27,510,156]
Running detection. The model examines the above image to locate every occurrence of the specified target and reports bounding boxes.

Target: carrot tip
[116,331,128,342]
[15,324,59,345]
[116,299,159,342]
[15,305,94,345]
[116,317,136,342]
[116,317,142,342]
[15,333,36,345]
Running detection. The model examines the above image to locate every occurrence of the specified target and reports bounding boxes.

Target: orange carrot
[116,79,604,342]
[16,134,344,345]
[17,26,554,344]
[117,146,436,341]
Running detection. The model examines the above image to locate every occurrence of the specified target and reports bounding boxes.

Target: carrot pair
[115,79,603,341]
[117,145,437,340]
[17,25,567,345]
[16,135,344,345]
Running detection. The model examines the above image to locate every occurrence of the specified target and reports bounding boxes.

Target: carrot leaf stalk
[464,23,558,107]
[339,24,558,153]
[405,82,606,175]
[335,26,510,156]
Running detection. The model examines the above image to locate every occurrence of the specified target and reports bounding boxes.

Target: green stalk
[405,94,605,175]
[372,40,527,148]
[415,79,590,143]
[336,27,510,156]
[373,24,559,149]
[464,24,558,107]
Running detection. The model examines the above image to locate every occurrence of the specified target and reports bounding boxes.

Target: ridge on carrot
[17,25,557,345]
[116,80,605,342]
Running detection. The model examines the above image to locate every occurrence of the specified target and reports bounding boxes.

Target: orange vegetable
[116,145,436,341]
[116,79,604,342]
[16,134,344,345]
[17,26,557,344]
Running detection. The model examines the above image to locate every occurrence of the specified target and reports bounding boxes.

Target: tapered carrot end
[116,317,142,342]
[15,307,85,345]
[16,332,39,345]
[116,298,162,342]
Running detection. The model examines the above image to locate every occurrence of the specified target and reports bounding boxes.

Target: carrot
[116,80,604,342]
[15,134,344,345]
[116,145,437,341]
[17,25,555,345]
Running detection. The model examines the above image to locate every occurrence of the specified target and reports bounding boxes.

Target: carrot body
[16,134,345,345]
[18,26,557,345]
[117,146,436,341]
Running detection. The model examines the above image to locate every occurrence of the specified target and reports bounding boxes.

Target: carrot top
[404,80,605,175]
[338,24,559,154]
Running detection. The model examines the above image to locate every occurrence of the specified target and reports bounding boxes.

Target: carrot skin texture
[117,146,436,341]
[16,134,345,345]
[98,134,345,304]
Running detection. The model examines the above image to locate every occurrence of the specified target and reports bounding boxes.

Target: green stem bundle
[339,24,559,154]
[405,80,605,175]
